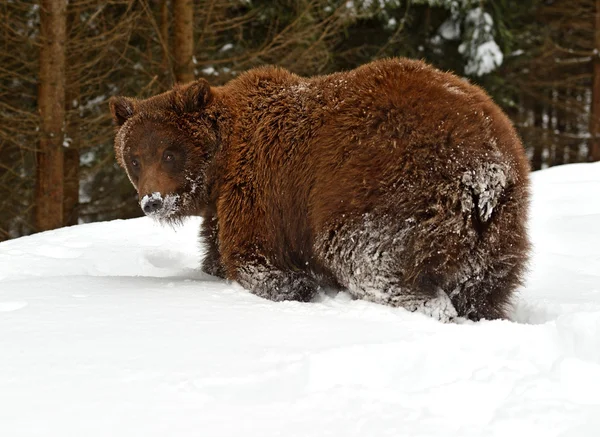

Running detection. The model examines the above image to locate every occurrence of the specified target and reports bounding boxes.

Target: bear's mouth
[140,192,181,220]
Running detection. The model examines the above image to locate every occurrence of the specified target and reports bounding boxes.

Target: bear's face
[110,79,217,222]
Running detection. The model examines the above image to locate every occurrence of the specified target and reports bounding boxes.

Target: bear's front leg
[200,215,226,278]
[236,258,318,303]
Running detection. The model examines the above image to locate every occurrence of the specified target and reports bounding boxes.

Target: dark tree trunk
[532,99,544,170]
[63,6,80,227]
[63,139,79,226]
[564,87,577,164]
[160,0,171,78]
[36,0,67,232]
[590,0,600,161]
[555,87,566,166]
[173,0,194,84]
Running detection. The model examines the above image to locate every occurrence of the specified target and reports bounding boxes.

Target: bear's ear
[109,96,136,127]
[172,78,213,114]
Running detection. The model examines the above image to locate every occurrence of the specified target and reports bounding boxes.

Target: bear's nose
[141,195,163,215]
[143,198,162,214]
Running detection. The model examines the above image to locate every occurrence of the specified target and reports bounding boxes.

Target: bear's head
[110,79,219,223]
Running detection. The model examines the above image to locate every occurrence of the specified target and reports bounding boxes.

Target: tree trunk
[590,0,600,161]
[63,147,79,226]
[63,5,80,227]
[173,0,194,84]
[564,87,576,164]
[555,87,566,166]
[36,0,67,232]
[160,0,170,66]
[63,89,79,227]
[532,98,544,170]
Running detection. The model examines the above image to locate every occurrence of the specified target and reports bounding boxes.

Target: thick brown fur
[110,58,530,322]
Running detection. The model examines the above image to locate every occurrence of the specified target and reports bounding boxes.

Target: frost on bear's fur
[110,58,531,322]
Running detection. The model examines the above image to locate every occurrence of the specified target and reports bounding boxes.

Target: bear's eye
[163,151,175,162]
[131,158,139,168]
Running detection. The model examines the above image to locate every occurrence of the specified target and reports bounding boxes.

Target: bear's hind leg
[448,174,530,321]
[346,276,458,322]
[315,217,458,322]
[449,255,526,321]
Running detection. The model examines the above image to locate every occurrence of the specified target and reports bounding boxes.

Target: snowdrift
[1,163,600,436]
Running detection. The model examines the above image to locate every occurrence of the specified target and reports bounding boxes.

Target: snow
[459,7,503,76]
[460,162,508,222]
[2,162,600,436]
[438,17,461,41]
[201,66,217,76]
[462,39,504,76]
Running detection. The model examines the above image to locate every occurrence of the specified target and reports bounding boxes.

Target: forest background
[1,0,599,240]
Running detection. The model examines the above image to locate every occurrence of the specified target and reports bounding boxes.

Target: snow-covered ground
[1,163,600,436]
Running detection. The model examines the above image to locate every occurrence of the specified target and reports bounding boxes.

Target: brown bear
[110,58,530,322]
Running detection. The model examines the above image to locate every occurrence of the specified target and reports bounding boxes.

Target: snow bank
[1,163,600,436]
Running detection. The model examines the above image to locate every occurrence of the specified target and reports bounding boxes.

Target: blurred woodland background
[1,0,599,240]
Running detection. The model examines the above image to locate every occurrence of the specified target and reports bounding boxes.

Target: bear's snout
[139,192,181,220]
[140,192,164,216]
[143,198,163,215]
